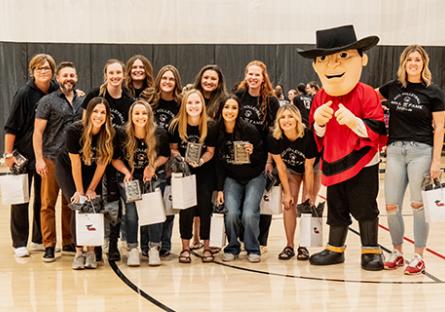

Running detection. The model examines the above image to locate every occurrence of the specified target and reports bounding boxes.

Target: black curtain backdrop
[1,42,444,150]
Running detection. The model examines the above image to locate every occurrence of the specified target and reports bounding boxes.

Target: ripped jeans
[384,141,432,248]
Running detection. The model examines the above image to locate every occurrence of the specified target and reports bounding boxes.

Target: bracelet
[3,153,13,159]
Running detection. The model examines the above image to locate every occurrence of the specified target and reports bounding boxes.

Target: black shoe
[309,248,345,266]
[95,246,103,264]
[43,247,56,263]
[62,244,76,255]
[160,249,170,257]
[361,248,384,271]
[108,244,121,262]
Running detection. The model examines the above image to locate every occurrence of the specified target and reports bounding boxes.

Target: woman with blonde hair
[169,89,217,263]
[236,60,280,252]
[377,45,445,275]
[125,55,154,98]
[56,97,115,270]
[112,100,170,266]
[268,104,317,260]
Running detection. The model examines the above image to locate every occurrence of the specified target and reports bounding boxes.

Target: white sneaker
[72,254,85,270]
[127,248,140,267]
[148,247,161,266]
[30,243,45,251]
[14,247,30,258]
[247,253,261,263]
[223,253,237,262]
[84,252,97,269]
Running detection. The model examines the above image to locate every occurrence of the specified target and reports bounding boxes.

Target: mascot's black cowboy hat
[298,25,379,59]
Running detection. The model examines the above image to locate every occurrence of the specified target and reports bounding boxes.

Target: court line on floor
[109,260,175,312]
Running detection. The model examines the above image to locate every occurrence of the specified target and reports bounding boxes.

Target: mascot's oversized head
[298,25,379,96]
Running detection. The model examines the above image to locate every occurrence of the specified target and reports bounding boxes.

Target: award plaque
[185,142,203,165]
[11,150,28,174]
[233,141,251,164]
[123,180,142,203]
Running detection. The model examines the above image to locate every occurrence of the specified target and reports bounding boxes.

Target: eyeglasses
[35,66,52,72]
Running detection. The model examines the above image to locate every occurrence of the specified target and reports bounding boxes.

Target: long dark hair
[192,64,228,119]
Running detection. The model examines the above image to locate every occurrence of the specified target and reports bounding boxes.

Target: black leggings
[179,172,214,241]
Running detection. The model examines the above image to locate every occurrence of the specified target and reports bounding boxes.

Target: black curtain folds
[1,42,444,150]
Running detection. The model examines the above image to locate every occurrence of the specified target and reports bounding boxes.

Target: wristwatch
[3,152,13,159]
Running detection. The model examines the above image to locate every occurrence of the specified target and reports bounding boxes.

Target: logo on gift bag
[86,224,96,231]
[435,200,445,207]
[263,195,270,202]
[313,227,320,234]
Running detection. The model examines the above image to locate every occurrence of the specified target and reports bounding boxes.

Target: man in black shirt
[4,53,58,257]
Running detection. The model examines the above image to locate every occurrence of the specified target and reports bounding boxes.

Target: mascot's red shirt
[309,82,387,186]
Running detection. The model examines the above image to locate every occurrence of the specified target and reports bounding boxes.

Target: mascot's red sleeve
[309,82,387,186]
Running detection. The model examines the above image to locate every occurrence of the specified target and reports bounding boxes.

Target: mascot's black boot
[108,222,121,262]
[310,226,348,265]
[359,219,384,271]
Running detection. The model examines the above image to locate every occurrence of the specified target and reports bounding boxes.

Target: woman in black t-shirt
[235,60,280,251]
[193,64,228,119]
[268,104,317,261]
[82,59,134,127]
[140,65,183,257]
[377,45,445,275]
[169,89,217,263]
[125,55,154,98]
[56,97,115,270]
[142,65,183,131]
[112,100,170,267]
[214,95,267,262]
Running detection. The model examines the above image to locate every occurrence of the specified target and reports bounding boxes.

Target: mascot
[298,25,386,271]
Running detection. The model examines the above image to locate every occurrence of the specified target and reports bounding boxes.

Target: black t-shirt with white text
[170,120,217,175]
[154,98,179,130]
[268,128,318,173]
[82,87,134,127]
[379,80,445,145]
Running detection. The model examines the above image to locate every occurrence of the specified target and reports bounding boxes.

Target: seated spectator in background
[274,84,289,106]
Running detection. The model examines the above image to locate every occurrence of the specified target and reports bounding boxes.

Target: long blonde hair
[124,100,157,173]
[169,89,208,143]
[99,59,126,97]
[397,45,432,87]
[272,104,305,140]
[81,97,115,165]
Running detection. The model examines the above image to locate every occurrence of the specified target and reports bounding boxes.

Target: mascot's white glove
[313,100,333,127]
[335,104,359,129]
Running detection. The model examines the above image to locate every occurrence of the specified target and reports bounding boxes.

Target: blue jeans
[384,141,432,248]
[223,174,266,255]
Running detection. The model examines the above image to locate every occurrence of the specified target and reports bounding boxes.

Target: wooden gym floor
[1,171,445,312]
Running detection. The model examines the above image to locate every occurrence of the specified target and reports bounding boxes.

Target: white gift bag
[0,173,29,205]
[299,213,323,247]
[76,211,104,246]
[171,173,197,209]
[260,185,282,215]
[163,185,178,216]
[422,187,445,223]
[209,213,226,248]
[136,188,167,226]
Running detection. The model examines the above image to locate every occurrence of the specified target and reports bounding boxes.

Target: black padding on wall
[1,42,444,151]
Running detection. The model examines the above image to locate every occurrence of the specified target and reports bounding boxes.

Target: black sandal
[278,247,295,260]
[179,249,192,263]
[297,246,310,261]
[202,249,215,263]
